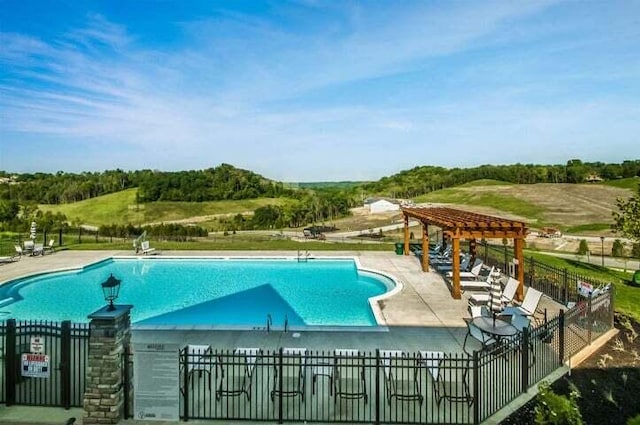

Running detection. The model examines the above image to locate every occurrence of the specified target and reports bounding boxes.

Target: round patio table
[471,316,518,342]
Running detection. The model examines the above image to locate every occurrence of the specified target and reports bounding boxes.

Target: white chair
[43,239,56,254]
[469,276,519,306]
[333,348,368,404]
[181,345,214,394]
[502,287,543,319]
[378,350,423,405]
[217,347,262,402]
[140,240,157,255]
[447,259,483,279]
[271,347,307,402]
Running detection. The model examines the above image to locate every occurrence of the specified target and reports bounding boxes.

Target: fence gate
[0,319,89,408]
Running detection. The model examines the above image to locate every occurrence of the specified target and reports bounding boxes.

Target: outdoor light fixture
[101,274,121,311]
[600,236,605,268]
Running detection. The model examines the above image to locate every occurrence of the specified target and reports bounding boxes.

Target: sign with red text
[21,353,50,378]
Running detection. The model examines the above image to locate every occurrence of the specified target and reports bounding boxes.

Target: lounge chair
[217,347,262,402]
[42,239,55,254]
[436,253,471,273]
[446,259,484,279]
[181,345,214,394]
[379,350,423,405]
[456,266,495,292]
[0,251,20,264]
[502,287,543,319]
[333,349,367,404]
[271,347,307,403]
[469,276,519,306]
[425,354,473,407]
[140,240,157,255]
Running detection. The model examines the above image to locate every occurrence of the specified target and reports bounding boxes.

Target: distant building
[366,198,401,214]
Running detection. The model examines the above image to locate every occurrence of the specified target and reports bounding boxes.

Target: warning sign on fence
[21,353,50,378]
[30,336,44,353]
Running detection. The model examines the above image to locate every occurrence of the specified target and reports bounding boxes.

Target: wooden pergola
[401,207,528,300]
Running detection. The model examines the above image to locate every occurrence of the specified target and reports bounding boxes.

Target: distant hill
[361,161,640,199]
[415,181,633,231]
[38,189,286,227]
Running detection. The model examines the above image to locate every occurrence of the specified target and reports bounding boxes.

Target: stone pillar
[84,305,133,425]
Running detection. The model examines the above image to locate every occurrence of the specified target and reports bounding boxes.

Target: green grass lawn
[38,189,286,227]
[564,223,613,234]
[525,250,640,322]
[602,176,640,190]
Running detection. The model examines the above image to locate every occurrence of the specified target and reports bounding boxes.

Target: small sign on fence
[21,353,50,378]
[577,280,593,297]
[30,336,45,353]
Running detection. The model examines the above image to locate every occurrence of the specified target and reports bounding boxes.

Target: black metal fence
[481,242,610,306]
[173,291,613,424]
[0,319,90,408]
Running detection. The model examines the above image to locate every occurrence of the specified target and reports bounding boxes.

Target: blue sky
[1,1,639,181]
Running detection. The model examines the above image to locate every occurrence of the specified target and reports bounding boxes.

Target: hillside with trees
[361,160,640,198]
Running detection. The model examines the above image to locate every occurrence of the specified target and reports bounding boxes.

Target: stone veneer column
[83,305,133,425]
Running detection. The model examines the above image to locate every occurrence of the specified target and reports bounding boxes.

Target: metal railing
[0,319,90,408]
[481,242,610,306]
[172,291,613,424]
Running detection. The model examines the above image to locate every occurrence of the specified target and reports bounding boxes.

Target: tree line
[0,163,290,204]
[361,160,640,199]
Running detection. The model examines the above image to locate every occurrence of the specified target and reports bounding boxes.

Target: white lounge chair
[469,276,519,306]
[42,239,56,254]
[502,287,543,319]
[271,347,307,402]
[217,347,262,402]
[447,259,484,279]
[0,250,21,264]
[379,350,423,405]
[140,240,157,255]
[422,352,472,406]
[333,349,368,404]
[181,345,214,394]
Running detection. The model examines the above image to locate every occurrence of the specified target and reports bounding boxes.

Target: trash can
[395,242,404,255]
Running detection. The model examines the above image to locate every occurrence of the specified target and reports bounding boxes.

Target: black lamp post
[101,274,121,311]
[600,236,605,268]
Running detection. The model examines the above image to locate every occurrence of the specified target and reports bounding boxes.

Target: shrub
[577,239,589,255]
[612,239,625,258]
[534,381,583,425]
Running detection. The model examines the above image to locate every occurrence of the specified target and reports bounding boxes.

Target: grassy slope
[415,187,545,221]
[38,189,286,226]
[602,176,640,190]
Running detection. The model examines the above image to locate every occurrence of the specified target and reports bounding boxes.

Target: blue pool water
[0,258,392,327]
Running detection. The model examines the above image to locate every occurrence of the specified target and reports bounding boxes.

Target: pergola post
[514,237,525,302]
[403,214,410,255]
[421,225,429,272]
[452,235,461,299]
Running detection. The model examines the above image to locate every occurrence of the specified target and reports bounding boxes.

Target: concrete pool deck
[0,249,562,355]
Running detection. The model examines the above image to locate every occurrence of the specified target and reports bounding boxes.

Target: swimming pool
[0,257,396,328]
